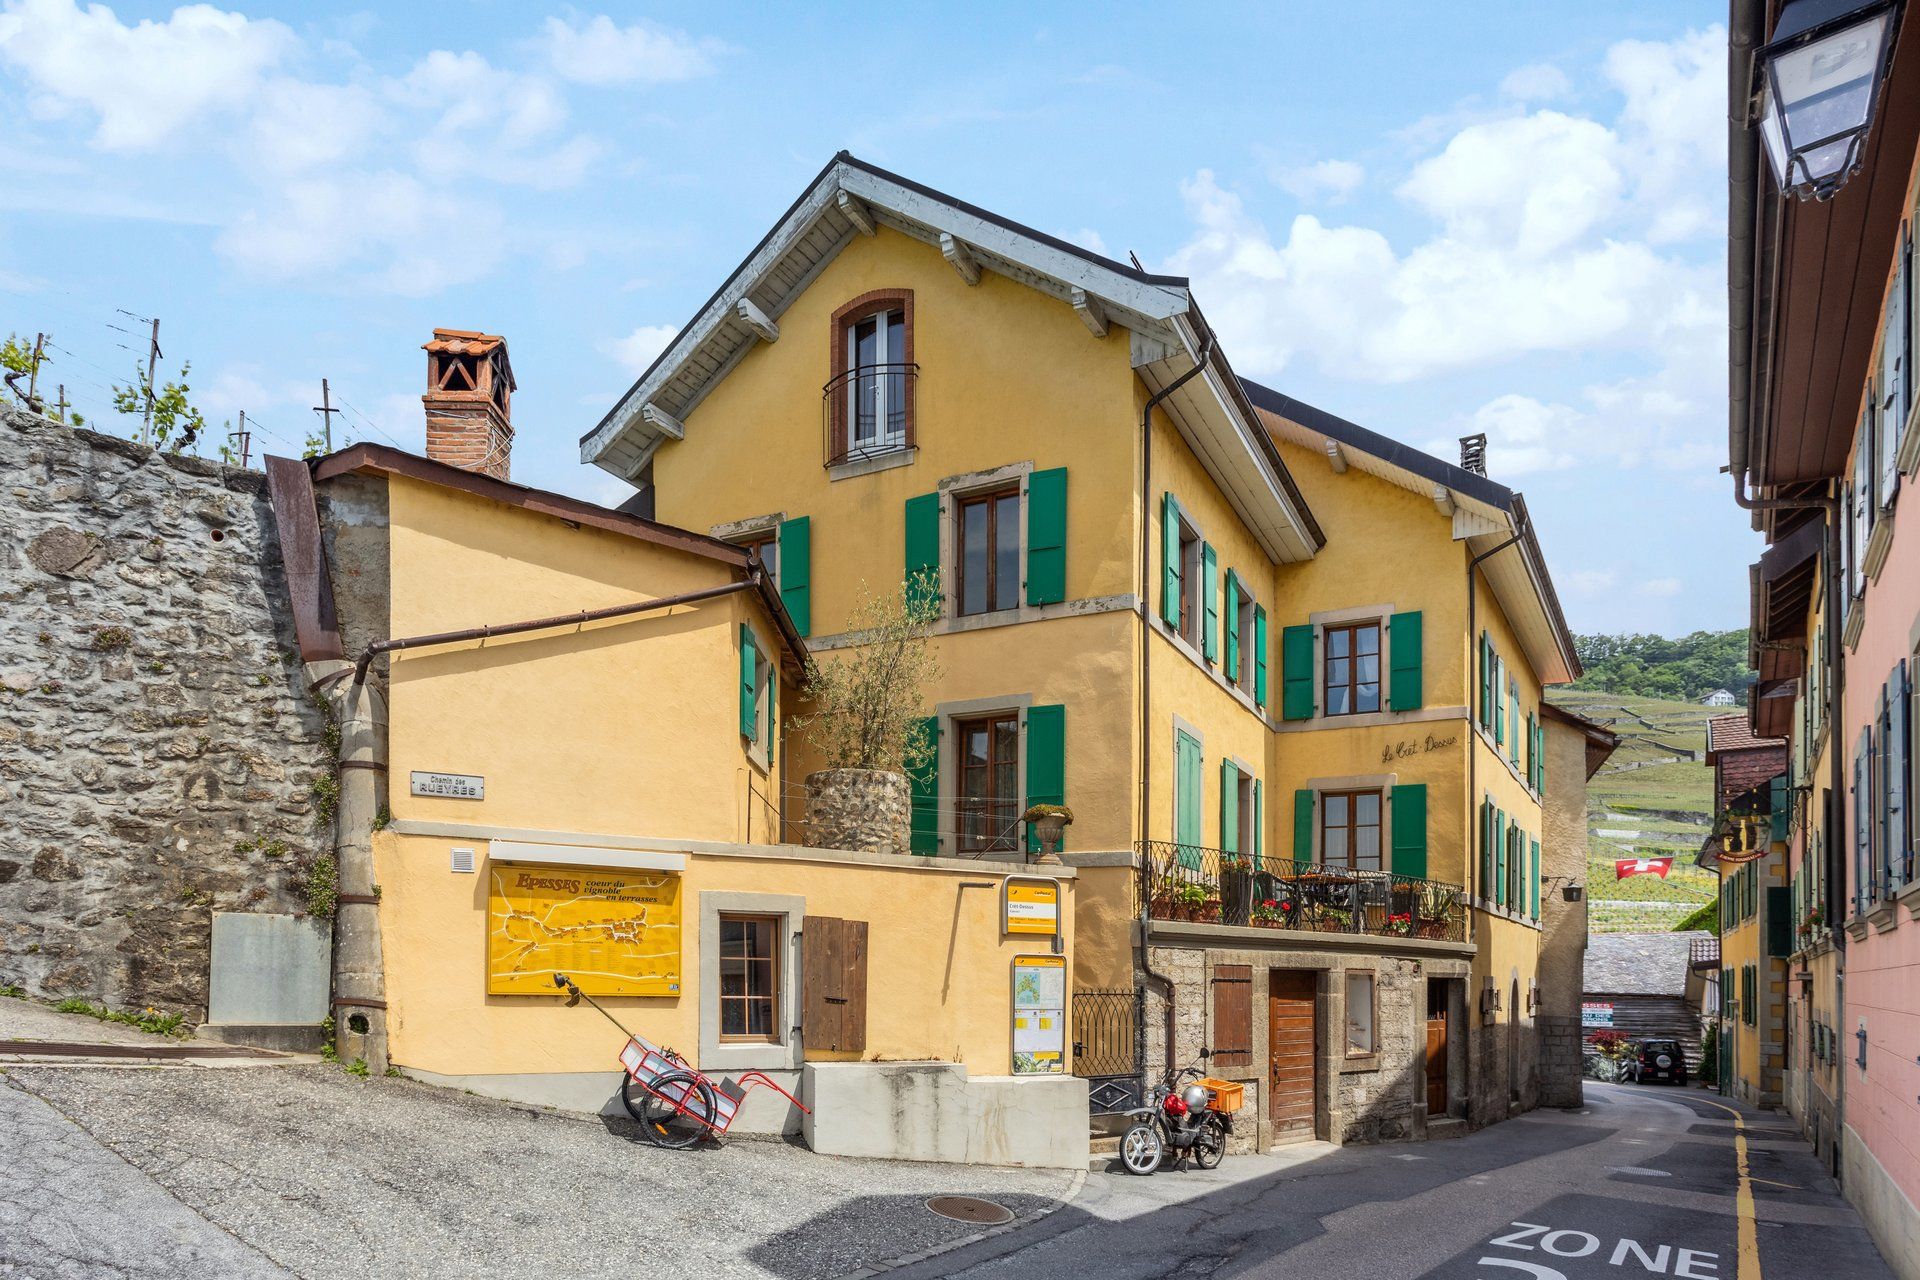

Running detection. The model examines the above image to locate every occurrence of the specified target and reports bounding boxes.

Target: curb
[833,1166,1089,1279]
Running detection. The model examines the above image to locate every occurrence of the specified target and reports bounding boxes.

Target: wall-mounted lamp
[1756,0,1903,200]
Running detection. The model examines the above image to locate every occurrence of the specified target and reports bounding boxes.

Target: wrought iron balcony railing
[1135,840,1467,943]
[822,362,918,467]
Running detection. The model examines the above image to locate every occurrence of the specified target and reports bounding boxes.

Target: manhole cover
[925,1196,1013,1225]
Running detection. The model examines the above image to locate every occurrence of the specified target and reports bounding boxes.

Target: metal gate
[1073,986,1144,1114]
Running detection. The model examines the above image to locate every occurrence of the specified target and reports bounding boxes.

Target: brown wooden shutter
[801,916,869,1054]
[1210,964,1252,1068]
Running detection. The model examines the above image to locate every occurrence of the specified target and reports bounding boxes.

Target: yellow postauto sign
[486,862,682,996]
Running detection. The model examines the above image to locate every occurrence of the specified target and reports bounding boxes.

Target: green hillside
[1546,689,1720,933]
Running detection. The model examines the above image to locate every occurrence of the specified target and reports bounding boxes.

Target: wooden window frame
[716,912,782,1044]
[1322,621,1382,717]
[736,528,778,589]
[1230,577,1255,693]
[955,710,1021,854]
[1319,787,1383,872]
[828,289,916,461]
[955,485,1022,617]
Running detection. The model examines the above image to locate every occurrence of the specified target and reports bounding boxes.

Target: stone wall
[0,406,333,1018]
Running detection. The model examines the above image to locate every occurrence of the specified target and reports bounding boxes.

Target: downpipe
[1136,333,1216,1078]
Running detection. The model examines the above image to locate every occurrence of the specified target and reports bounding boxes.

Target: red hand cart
[555,973,808,1149]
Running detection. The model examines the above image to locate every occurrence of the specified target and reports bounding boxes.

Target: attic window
[826,289,916,467]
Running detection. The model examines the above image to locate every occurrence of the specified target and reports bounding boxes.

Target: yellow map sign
[486,862,681,996]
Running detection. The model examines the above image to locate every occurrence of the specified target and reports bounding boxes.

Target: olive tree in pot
[791,572,941,855]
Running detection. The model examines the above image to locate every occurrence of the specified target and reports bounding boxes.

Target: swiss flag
[1615,857,1673,880]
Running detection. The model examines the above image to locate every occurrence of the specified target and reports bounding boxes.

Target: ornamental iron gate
[1073,986,1144,1114]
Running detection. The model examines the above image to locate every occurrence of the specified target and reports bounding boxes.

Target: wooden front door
[1425,980,1449,1115]
[1268,970,1317,1139]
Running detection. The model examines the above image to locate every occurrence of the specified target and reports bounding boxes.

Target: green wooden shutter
[1253,605,1269,708]
[1175,731,1203,867]
[1770,774,1789,844]
[738,625,758,741]
[1390,784,1427,879]
[1479,633,1493,726]
[1494,808,1507,906]
[1293,790,1315,864]
[1535,723,1547,793]
[1766,885,1791,957]
[1524,712,1536,787]
[1161,493,1182,623]
[778,516,811,637]
[1480,799,1494,898]
[768,665,778,772]
[1253,779,1263,858]
[904,493,940,611]
[1530,836,1541,919]
[1508,682,1520,764]
[1202,544,1219,661]
[908,715,939,855]
[1493,657,1506,745]
[1388,610,1423,711]
[1224,570,1241,680]
[1025,468,1067,606]
[1024,704,1066,854]
[1220,759,1239,854]
[1282,625,1315,720]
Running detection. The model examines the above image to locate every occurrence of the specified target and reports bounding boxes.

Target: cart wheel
[625,1071,717,1149]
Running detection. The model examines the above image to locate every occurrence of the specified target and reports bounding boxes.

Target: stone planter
[805,768,911,855]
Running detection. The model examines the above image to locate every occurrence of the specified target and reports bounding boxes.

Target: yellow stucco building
[580,154,1586,1144]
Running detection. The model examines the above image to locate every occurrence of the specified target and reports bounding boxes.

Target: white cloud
[1066,227,1109,255]
[242,78,384,173]
[1429,394,1580,476]
[0,0,293,150]
[602,324,678,376]
[1397,111,1620,256]
[539,14,720,86]
[1500,63,1571,102]
[392,49,599,188]
[1640,577,1683,598]
[1275,158,1365,204]
[1566,569,1620,595]
[217,171,504,295]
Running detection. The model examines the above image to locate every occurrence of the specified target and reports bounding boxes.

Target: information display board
[486,862,681,996]
[1011,954,1067,1074]
[1003,876,1062,937]
[1581,1001,1614,1028]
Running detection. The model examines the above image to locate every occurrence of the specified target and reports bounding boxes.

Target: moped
[1118,1059,1234,1175]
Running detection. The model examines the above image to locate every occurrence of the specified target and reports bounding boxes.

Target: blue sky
[0,1,1747,636]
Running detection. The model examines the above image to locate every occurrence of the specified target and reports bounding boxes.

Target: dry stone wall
[0,405,333,1018]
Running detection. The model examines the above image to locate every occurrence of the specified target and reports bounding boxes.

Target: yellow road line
[1694,1096,1762,1280]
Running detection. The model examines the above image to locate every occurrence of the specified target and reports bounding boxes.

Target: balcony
[1136,841,1467,944]
[822,362,918,468]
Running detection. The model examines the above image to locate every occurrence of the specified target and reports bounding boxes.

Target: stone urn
[1022,804,1072,864]
[805,768,911,854]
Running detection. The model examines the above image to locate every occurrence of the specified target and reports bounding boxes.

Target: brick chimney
[422,329,514,480]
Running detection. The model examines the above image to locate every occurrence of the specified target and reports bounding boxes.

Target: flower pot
[804,768,912,855]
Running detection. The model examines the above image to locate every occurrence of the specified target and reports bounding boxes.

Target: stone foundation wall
[0,407,333,1018]
[1535,1015,1584,1108]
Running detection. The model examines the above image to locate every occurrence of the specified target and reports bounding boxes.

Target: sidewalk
[0,1059,1080,1280]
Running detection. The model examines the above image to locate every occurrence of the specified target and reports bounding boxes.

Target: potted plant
[1173,881,1206,921]
[1251,897,1286,928]
[1219,855,1255,926]
[790,571,941,855]
[1022,803,1073,864]
[1318,907,1352,933]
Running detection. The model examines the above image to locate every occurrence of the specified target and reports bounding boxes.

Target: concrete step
[1426,1116,1469,1140]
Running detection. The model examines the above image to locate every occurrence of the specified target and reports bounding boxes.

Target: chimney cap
[423,329,515,389]
[1458,432,1488,477]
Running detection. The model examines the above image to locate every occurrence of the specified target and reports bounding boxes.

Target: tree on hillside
[1571,630,1754,702]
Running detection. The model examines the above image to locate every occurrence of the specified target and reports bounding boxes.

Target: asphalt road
[881,1083,1896,1280]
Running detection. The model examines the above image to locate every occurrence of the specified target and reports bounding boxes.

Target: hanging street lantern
[1755,0,1903,199]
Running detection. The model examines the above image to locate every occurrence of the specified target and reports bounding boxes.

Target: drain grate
[925,1196,1013,1226]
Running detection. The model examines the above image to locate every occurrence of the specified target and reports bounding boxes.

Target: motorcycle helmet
[1182,1084,1211,1113]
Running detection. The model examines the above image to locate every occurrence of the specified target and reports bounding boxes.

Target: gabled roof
[1704,713,1784,760]
[307,443,807,668]
[579,152,1322,564]
[1585,931,1712,998]
[1243,378,1581,685]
